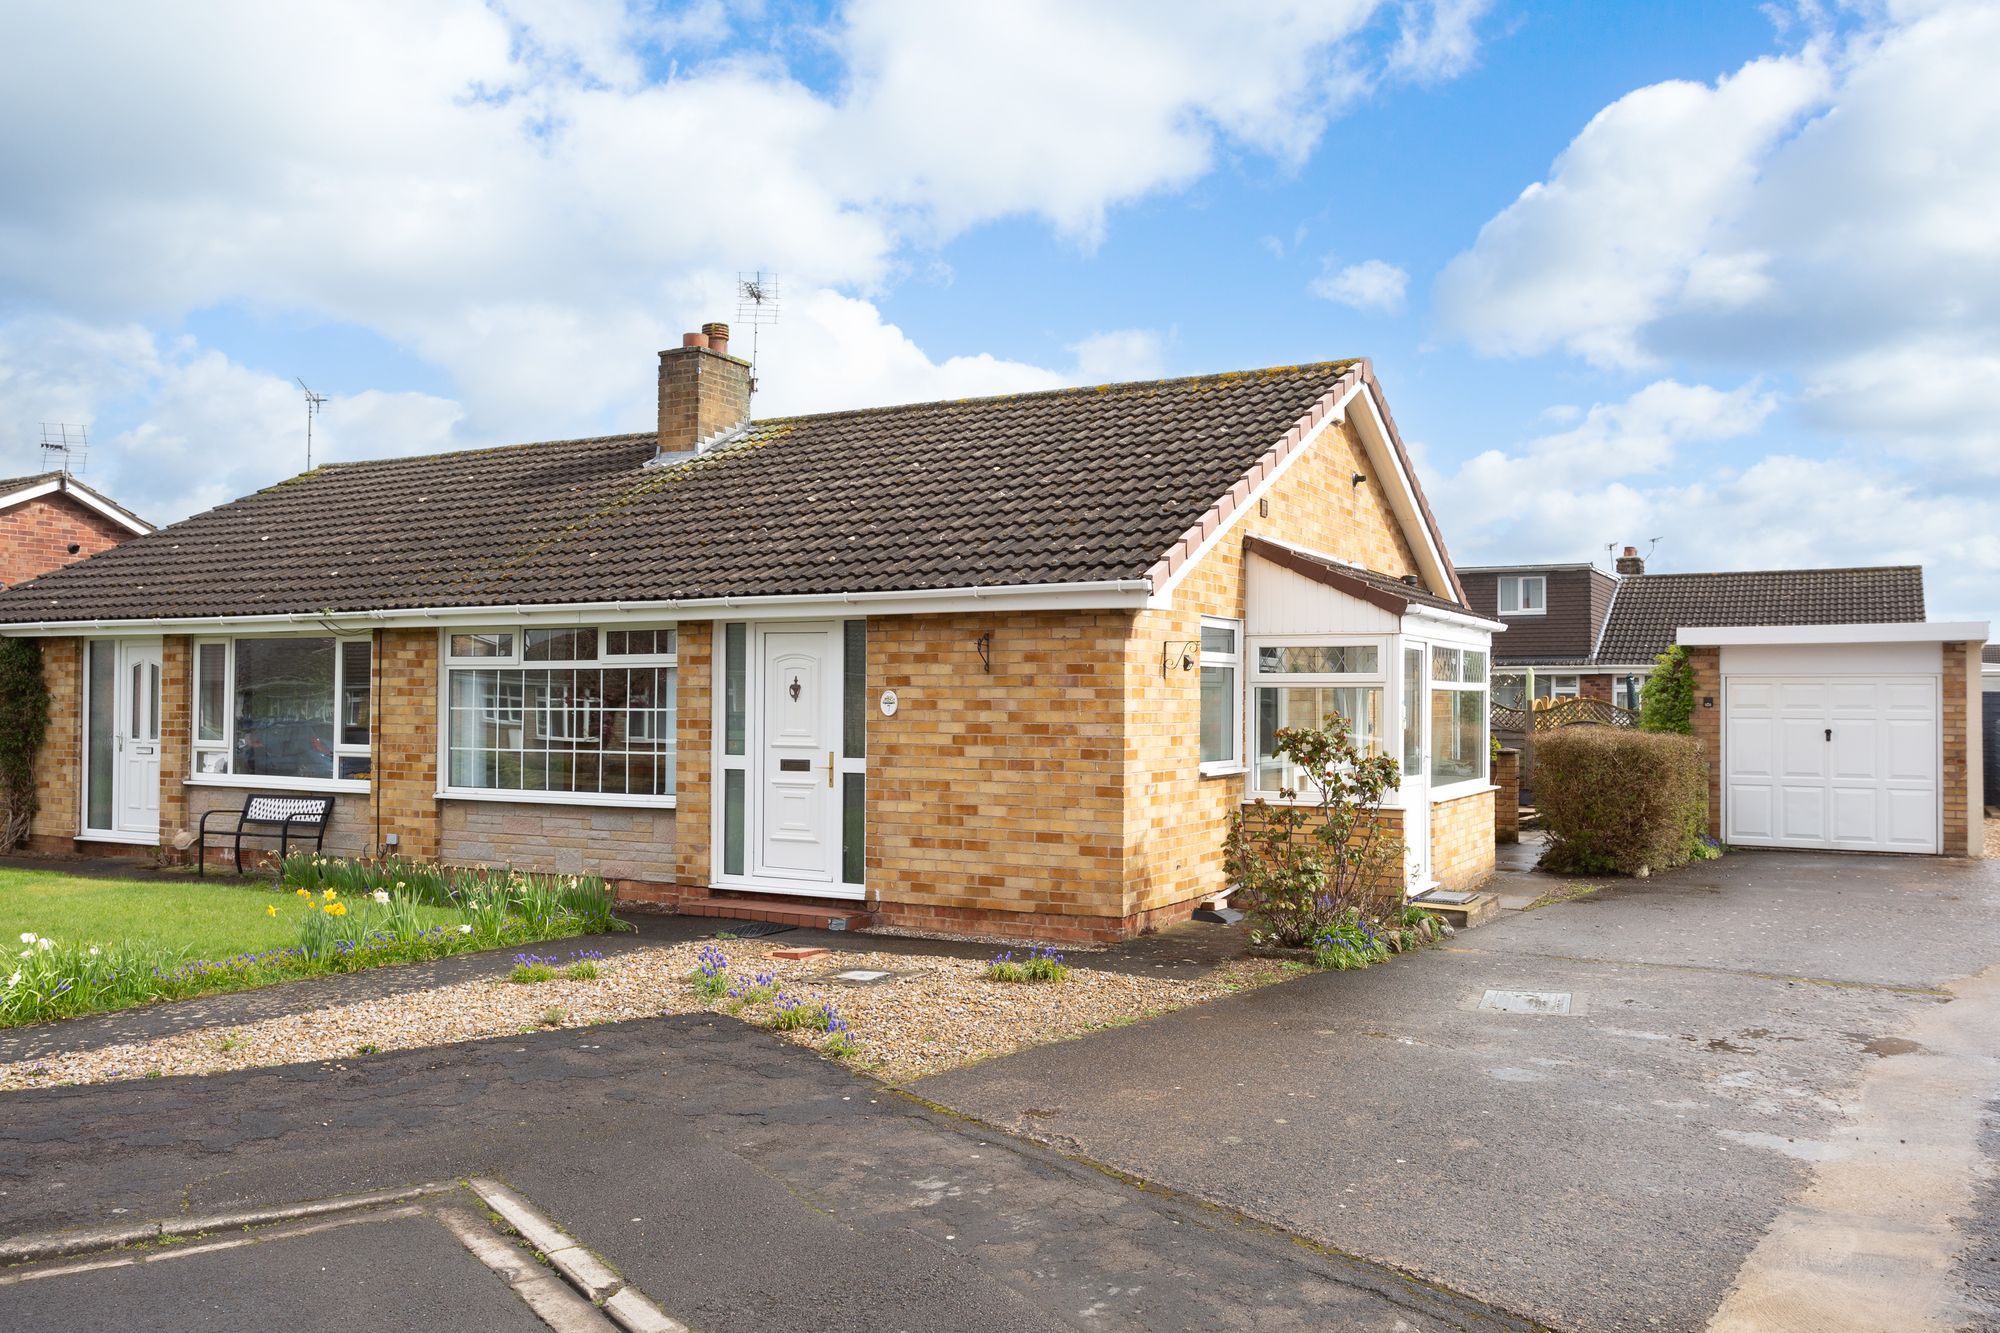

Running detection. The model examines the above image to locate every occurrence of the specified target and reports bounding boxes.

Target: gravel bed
[0,941,1297,1092]
[1984,817,1999,859]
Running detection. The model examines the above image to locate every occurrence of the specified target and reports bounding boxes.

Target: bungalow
[0,328,1502,941]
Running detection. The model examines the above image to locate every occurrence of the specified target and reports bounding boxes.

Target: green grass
[0,870,461,957]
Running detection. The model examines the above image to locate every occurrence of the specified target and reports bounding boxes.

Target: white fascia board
[1345,384,1455,605]
[1678,621,1990,647]
[1147,384,1358,607]
[0,478,152,534]
[1403,603,1506,635]
[0,578,1157,637]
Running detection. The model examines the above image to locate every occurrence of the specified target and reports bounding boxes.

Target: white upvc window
[1497,575,1546,616]
[1247,636,1390,799]
[192,635,373,787]
[1535,674,1581,700]
[442,625,677,804]
[1198,616,1243,775]
[1428,643,1490,791]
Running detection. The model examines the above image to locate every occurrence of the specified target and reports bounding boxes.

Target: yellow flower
[265,905,278,918]
[322,889,337,901]
[295,888,309,898]
[305,901,319,912]
[326,902,348,917]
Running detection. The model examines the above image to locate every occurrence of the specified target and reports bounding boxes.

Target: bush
[1223,711,1404,948]
[1536,727,1707,875]
[984,946,1068,983]
[1639,645,1696,734]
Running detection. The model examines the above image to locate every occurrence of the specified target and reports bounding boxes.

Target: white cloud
[1310,258,1409,313]
[1426,378,1998,623]
[1067,329,1169,384]
[1386,0,1494,82]
[0,0,1487,522]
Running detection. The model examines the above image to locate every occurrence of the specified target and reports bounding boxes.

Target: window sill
[1198,763,1246,779]
[437,788,677,811]
[1497,609,1546,617]
[185,774,369,795]
[1429,781,1500,802]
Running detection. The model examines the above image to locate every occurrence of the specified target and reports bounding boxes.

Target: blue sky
[0,0,1993,627]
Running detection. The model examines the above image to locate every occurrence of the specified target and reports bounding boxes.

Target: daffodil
[88,946,100,957]
[266,905,279,918]
[305,901,319,912]
[371,890,390,905]
[19,932,35,945]
[35,938,51,951]
[457,924,473,935]
[296,888,309,898]
[322,889,337,901]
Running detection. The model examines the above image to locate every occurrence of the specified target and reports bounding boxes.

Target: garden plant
[1223,711,1406,951]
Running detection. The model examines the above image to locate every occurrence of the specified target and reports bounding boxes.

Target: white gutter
[0,578,1158,637]
[1404,602,1507,633]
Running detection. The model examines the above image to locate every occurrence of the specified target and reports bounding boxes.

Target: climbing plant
[0,637,49,849]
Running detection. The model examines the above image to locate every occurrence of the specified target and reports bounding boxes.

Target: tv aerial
[38,423,89,476]
[736,271,780,389]
[297,378,326,469]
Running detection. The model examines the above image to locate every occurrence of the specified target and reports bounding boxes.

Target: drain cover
[713,921,795,939]
[832,969,893,984]
[1479,990,1572,1015]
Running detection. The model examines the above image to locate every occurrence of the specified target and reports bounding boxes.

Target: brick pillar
[1686,645,1723,838]
[1494,749,1520,844]
[27,638,81,852]
[157,636,191,860]
[370,628,440,861]
[1943,641,1970,857]
[673,622,713,889]
[1579,673,1613,703]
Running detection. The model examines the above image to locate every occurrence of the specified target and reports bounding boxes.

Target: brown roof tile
[1595,567,1926,663]
[0,362,1384,623]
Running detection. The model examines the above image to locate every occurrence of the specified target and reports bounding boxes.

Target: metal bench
[197,794,337,875]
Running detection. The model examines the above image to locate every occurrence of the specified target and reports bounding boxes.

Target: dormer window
[1498,575,1546,616]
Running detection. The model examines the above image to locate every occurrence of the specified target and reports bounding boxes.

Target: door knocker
[789,675,801,701]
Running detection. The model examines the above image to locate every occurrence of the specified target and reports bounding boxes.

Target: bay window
[1198,617,1242,773]
[444,625,677,801]
[192,636,372,783]
[1429,644,1488,787]
[1249,637,1387,797]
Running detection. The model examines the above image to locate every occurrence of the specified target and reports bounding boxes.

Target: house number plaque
[879,689,898,717]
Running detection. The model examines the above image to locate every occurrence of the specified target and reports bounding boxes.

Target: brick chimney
[1615,545,1646,577]
[658,321,752,455]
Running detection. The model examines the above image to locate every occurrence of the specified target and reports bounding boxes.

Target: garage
[1680,624,1989,858]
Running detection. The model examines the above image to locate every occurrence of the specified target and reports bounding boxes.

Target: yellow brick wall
[1493,749,1520,844]
[157,636,190,854]
[27,637,81,851]
[865,610,1130,923]
[1686,645,1723,839]
[371,628,438,861]
[1943,641,1971,856]
[1429,787,1496,890]
[673,621,713,888]
[1122,416,1429,918]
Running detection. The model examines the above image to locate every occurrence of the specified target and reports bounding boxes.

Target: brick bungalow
[0,328,1502,941]
[0,471,151,589]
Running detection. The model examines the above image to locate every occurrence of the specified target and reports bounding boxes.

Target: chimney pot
[1615,545,1646,577]
[682,332,705,348]
[702,321,730,354]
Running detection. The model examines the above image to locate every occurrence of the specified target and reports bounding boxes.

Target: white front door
[752,624,841,883]
[1400,642,1431,892]
[83,638,162,842]
[1724,675,1939,853]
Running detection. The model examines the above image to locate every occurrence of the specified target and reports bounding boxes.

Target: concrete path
[0,1012,1531,1332]
[917,849,2000,1332]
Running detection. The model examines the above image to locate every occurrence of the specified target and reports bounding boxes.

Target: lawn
[0,869,454,957]
[0,858,627,1029]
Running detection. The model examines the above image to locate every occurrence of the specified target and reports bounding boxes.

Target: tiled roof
[0,471,62,494]
[1595,567,1926,663]
[0,362,1398,623]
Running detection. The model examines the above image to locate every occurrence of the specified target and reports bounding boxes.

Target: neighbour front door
[82,637,162,843]
[753,624,842,884]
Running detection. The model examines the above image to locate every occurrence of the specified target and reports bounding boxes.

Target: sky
[0,0,1993,628]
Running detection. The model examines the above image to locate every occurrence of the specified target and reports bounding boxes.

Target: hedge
[1536,726,1706,875]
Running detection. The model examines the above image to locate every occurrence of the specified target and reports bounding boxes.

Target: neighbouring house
[0,330,1504,941]
[1464,549,1934,712]
[0,471,151,589]
[1982,645,1999,812]
[1467,551,1986,858]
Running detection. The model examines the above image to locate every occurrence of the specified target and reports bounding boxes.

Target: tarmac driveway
[916,849,2000,1332]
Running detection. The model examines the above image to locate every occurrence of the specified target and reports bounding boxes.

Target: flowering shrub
[691,945,730,1000]
[1311,912,1390,971]
[983,946,1068,984]
[509,953,560,984]
[278,854,622,937]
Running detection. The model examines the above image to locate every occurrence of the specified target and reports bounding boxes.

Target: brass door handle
[828,750,835,788]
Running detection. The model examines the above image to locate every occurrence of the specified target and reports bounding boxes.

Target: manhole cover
[1479,990,1572,1015]
[832,969,893,984]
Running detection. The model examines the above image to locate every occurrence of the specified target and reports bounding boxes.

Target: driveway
[0,1011,1531,1332]
[917,849,2000,1332]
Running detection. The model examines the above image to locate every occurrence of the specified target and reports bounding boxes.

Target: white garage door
[1723,675,1939,853]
